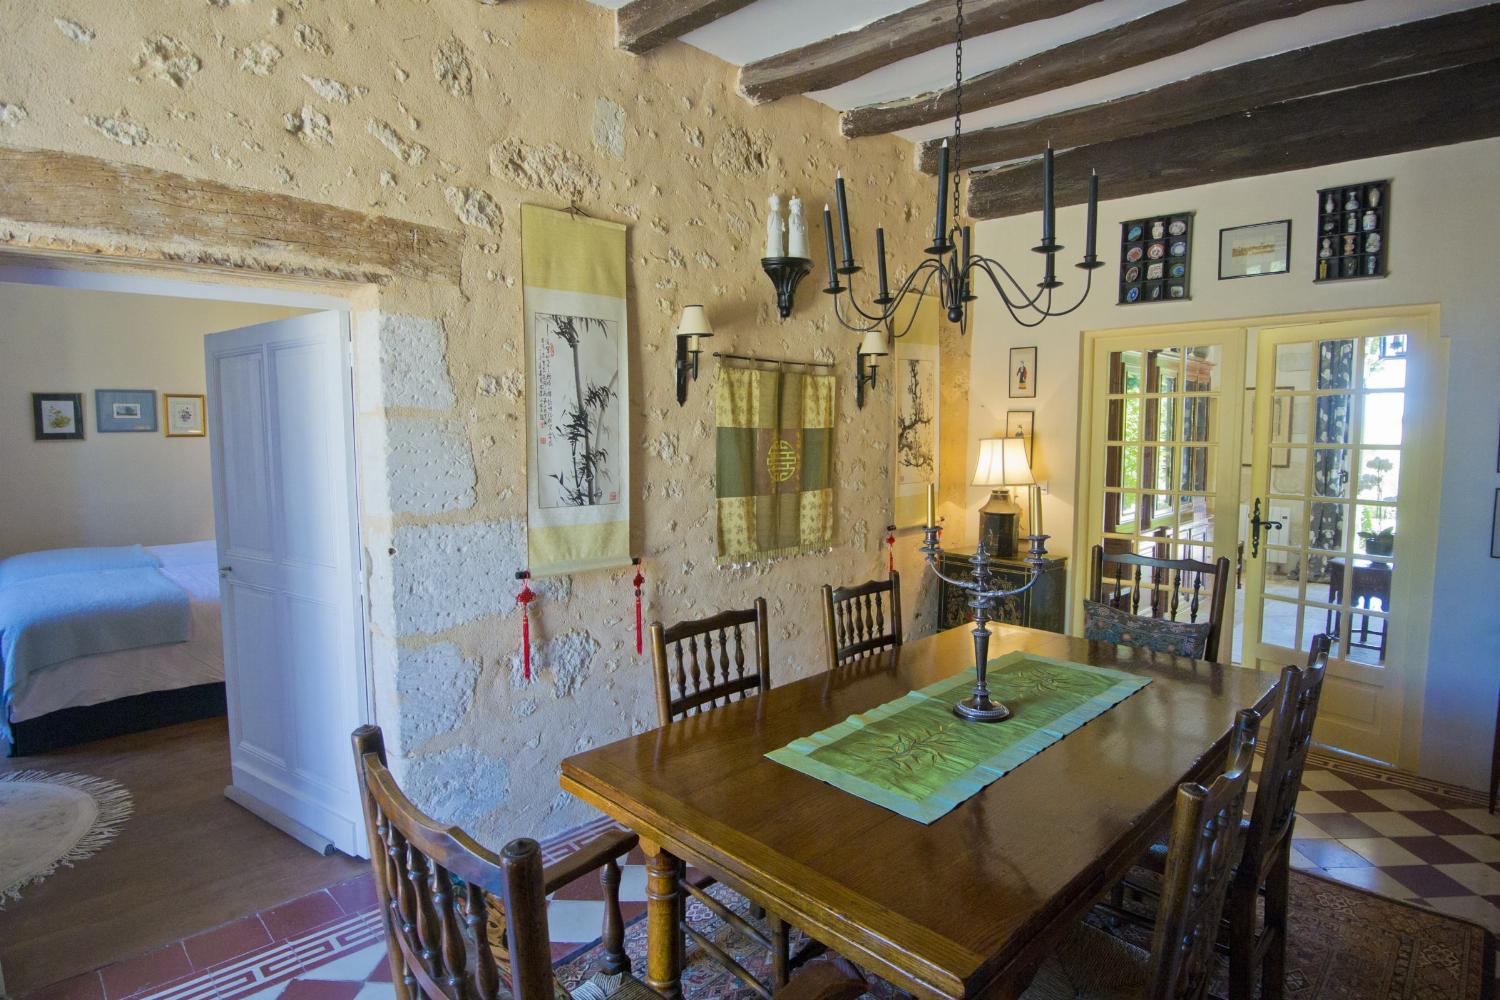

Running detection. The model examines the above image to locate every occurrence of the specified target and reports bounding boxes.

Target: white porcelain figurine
[765,193,785,258]
[787,195,808,258]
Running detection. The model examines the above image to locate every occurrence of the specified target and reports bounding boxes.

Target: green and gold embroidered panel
[715,365,835,561]
[766,651,1152,822]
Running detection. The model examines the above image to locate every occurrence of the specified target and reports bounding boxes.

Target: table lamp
[973,436,1034,557]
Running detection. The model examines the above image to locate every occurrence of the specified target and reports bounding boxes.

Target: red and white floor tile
[26,755,1500,1000]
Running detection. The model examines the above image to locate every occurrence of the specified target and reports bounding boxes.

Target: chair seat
[571,973,662,1000]
[1018,923,1151,1000]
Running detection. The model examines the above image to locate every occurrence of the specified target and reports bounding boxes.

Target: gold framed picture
[164,393,207,437]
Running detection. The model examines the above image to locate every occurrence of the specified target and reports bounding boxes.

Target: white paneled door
[206,312,368,856]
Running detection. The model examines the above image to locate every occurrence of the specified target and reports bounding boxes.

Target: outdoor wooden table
[560,622,1278,999]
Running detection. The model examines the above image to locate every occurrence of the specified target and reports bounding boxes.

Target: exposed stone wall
[0,0,967,843]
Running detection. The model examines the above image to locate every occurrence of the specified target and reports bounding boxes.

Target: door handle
[1248,498,1283,559]
[219,565,232,576]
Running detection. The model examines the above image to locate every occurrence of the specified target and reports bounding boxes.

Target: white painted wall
[0,282,307,557]
[968,137,1500,790]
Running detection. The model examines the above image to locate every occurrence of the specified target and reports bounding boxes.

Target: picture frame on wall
[1492,488,1500,559]
[32,392,85,441]
[1005,410,1035,465]
[164,393,207,437]
[96,389,158,433]
[1219,220,1290,279]
[1009,346,1037,398]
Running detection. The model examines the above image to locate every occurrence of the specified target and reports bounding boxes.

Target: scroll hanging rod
[712,351,834,369]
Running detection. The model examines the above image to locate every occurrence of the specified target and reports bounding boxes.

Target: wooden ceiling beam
[737,0,1094,105]
[841,0,1353,138]
[965,58,1500,219]
[615,0,757,55]
[919,4,1500,173]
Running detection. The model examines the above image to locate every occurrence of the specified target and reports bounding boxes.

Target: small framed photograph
[1219,220,1290,279]
[32,392,85,440]
[164,393,207,437]
[96,389,158,433]
[1009,346,1037,398]
[1005,410,1035,465]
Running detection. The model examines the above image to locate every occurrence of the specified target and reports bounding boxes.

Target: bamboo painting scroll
[522,204,631,576]
[893,292,940,528]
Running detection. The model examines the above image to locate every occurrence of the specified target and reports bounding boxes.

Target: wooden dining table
[560,622,1278,1000]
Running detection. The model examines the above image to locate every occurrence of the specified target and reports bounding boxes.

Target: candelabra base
[954,696,1011,723]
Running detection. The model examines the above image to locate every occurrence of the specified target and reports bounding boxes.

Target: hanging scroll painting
[522,204,631,576]
[893,291,940,528]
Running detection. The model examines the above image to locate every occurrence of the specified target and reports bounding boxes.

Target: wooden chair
[352,725,639,1000]
[1109,634,1332,1000]
[820,572,902,672]
[1090,544,1232,661]
[1020,708,1262,1000]
[647,598,794,992]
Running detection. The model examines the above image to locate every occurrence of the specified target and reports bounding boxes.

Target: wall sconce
[972,436,1035,557]
[854,323,889,410]
[674,304,713,406]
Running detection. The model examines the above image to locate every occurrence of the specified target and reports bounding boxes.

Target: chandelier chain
[951,0,963,233]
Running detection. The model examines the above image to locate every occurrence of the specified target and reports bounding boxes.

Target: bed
[2,540,225,755]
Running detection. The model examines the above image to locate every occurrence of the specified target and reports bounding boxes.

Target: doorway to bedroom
[0,258,374,989]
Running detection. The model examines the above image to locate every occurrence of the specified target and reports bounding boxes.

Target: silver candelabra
[919,525,1050,722]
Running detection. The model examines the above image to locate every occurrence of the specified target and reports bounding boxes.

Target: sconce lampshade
[858,324,890,357]
[972,437,1034,487]
[677,304,713,338]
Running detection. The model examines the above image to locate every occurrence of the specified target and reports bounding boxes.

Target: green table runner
[766,650,1152,823]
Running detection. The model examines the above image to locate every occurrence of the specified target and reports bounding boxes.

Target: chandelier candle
[822,204,841,293]
[932,139,950,252]
[1084,170,1099,262]
[875,226,891,303]
[1040,143,1056,249]
[835,172,856,273]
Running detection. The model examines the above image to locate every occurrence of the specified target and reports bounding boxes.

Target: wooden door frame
[0,250,381,770]
[1073,304,1443,774]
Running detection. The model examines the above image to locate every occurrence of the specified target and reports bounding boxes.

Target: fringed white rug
[0,770,133,906]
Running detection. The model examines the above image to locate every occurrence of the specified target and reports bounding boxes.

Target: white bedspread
[8,541,224,723]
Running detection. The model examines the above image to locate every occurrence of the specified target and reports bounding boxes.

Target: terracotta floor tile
[1319,866,1420,899]
[1291,838,1371,870]
[327,875,378,916]
[1299,770,1356,792]
[182,914,273,971]
[1298,812,1382,840]
[1314,790,1391,814]
[1363,788,1440,812]
[99,944,193,1000]
[1382,864,1473,899]
[1443,834,1500,863]
[1390,835,1485,866]
[276,980,365,1000]
[1338,838,1425,868]
[1449,809,1500,835]
[1433,862,1500,896]
[1406,810,1484,836]
[262,891,345,940]
[1355,811,1433,838]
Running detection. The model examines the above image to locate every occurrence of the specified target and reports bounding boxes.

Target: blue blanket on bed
[0,545,192,711]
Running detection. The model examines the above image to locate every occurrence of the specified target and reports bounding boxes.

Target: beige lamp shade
[972,436,1034,487]
[677,304,713,338]
[858,324,890,357]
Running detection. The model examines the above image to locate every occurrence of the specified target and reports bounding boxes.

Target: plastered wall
[967,138,1500,790]
[0,0,965,841]
[0,282,306,558]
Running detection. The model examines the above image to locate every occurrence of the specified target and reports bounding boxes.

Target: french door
[1083,329,1246,657]
[1240,316,1441,767]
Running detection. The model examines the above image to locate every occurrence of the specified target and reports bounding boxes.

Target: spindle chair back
[820,572,902,672]
[1090,544,1231,661]
[649,598,771,726]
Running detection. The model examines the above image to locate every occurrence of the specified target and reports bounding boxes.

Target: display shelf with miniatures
[1118,213,1192,304]
[1316,180,1387,282]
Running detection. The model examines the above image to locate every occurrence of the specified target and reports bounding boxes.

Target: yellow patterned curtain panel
[714,364,836,561]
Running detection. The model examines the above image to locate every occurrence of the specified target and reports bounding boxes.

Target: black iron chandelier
[823,0,1103,340]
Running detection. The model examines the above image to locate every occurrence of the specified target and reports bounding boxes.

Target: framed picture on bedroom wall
[96,389,158,433]
[164,393,207,437]
[32,392,85,440]
[1009,346,1037,398]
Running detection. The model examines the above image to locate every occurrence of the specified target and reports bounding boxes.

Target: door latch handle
[1248,498,1283,559]
[219,565,232,576]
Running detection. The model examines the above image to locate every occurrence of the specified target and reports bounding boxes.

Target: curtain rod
[712,351,834,369]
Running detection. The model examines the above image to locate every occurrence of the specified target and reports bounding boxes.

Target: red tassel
[631,558,645,656]
[886,525,896,576]
[515,571,536,681]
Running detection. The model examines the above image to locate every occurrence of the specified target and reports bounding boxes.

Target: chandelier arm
[832,260,944,332]
[969,257,1050,312]
[887,267,945,339]
[1033,268,1095,319]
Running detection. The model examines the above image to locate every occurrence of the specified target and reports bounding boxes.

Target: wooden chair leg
[1261,847,1292,1000]
[1225,872,1257,1000]
[599,857,631,976]
[771,914,790,988]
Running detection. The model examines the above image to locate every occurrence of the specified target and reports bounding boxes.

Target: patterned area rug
[0,770,133,906]
[556,869,1494,999]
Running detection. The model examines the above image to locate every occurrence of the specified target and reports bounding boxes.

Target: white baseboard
[224,783,334,856]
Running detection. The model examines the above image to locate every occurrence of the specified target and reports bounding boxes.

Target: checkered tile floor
[27,754,1499,1000]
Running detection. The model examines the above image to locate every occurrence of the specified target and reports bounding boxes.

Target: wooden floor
[0,718,364,995]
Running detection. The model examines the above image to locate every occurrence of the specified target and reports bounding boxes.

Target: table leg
[643,839,684,1000]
